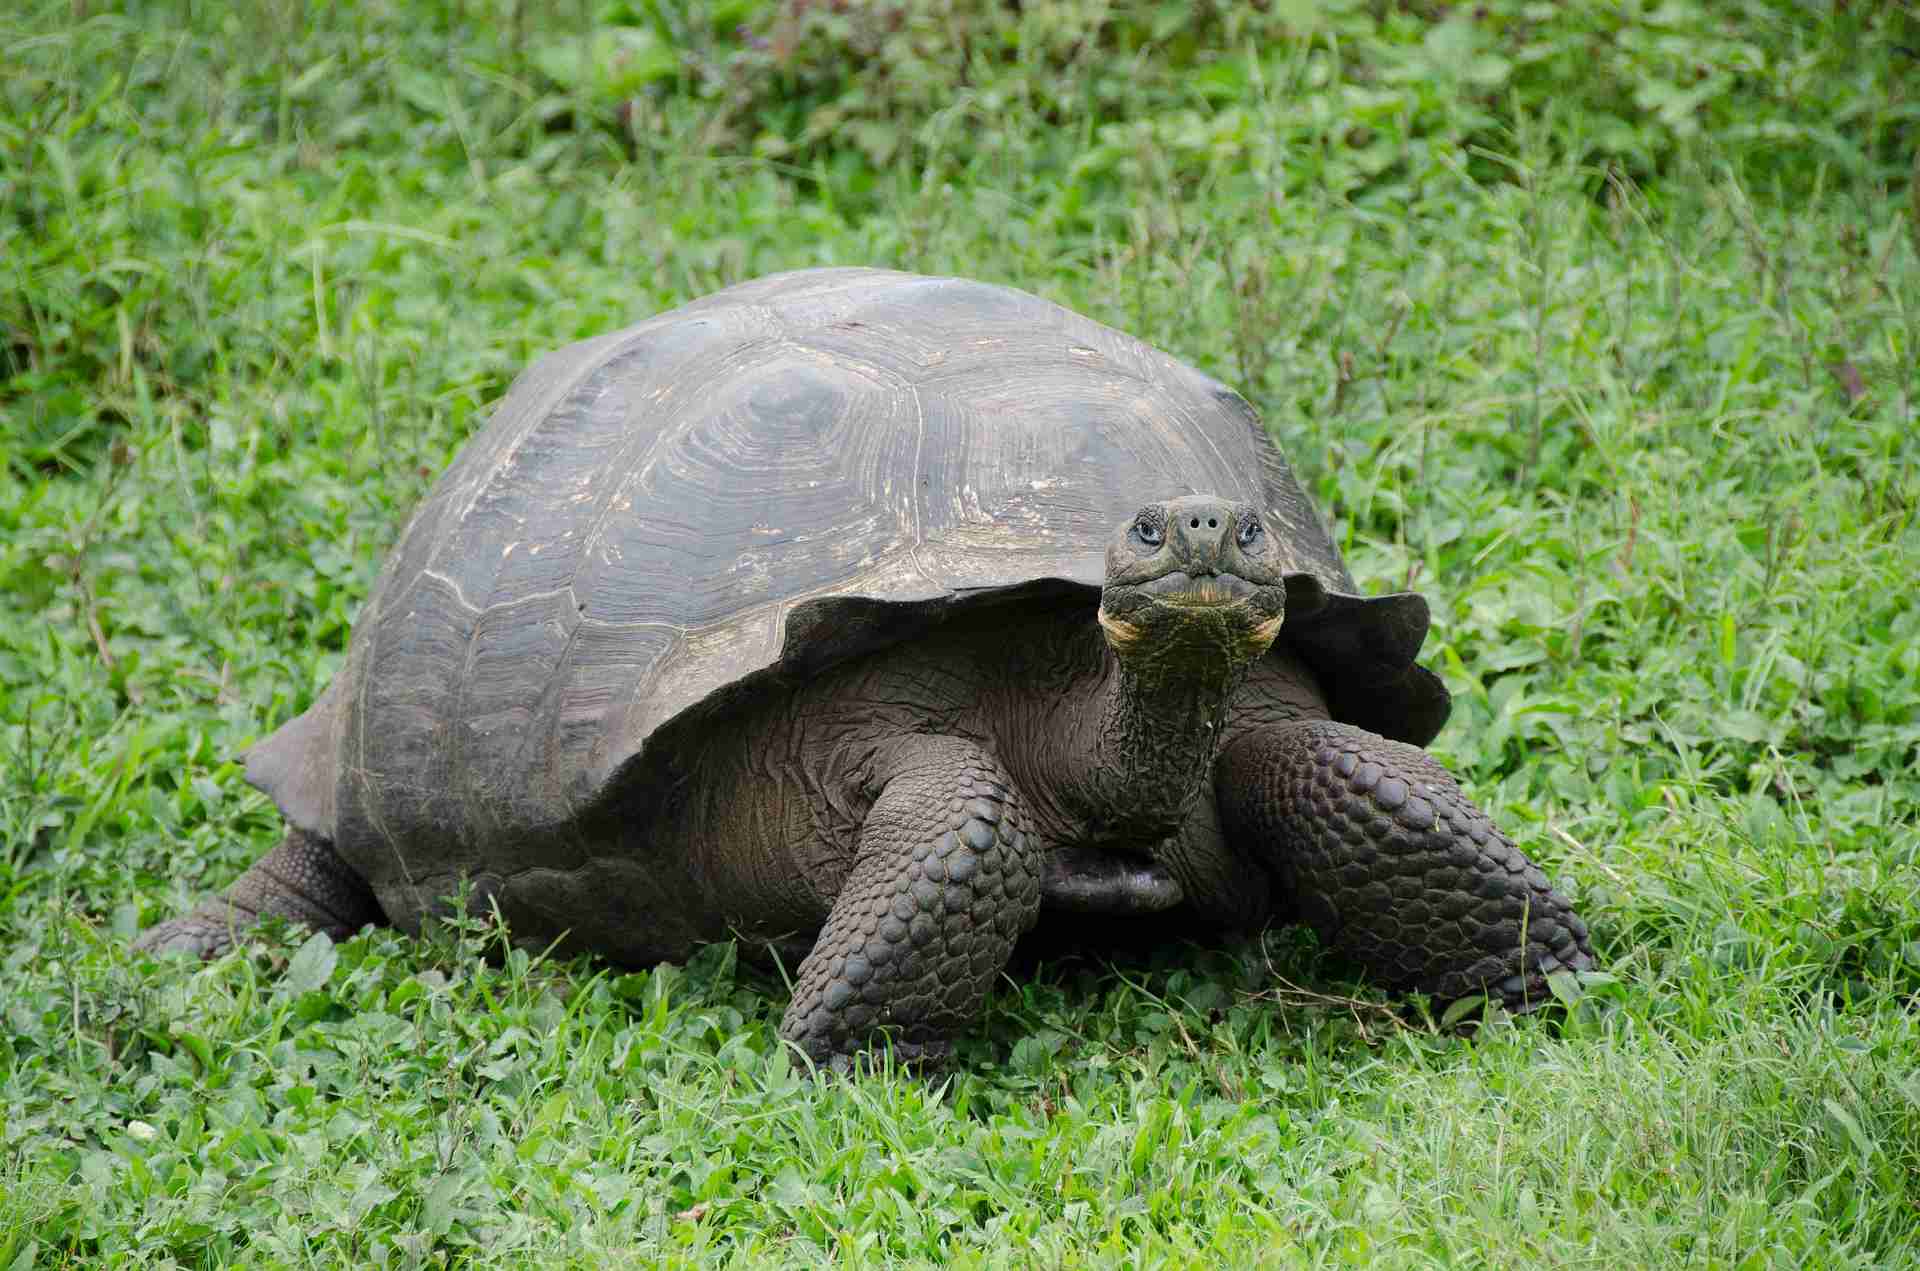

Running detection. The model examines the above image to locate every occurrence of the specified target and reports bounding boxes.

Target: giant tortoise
[138,267,1596,1068]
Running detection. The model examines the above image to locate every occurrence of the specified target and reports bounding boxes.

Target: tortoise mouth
[1136,571,1263,607]
[1097,570,1287,659]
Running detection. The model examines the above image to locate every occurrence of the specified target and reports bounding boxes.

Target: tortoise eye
[1237,516,1264,547]
[1133,515,1164,547]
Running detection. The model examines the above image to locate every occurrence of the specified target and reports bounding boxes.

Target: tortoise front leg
[780,738,1041,1072]
[133,828,385,959]
[1215,721,1595,1012]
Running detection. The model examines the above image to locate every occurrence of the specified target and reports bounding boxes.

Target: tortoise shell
[246,268,1446,911]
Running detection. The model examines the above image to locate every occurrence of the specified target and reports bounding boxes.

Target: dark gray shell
[247,268,1446,885]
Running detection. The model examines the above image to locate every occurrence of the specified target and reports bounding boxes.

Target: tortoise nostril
[1207,518,1217,529]
[1189,517,1200,528]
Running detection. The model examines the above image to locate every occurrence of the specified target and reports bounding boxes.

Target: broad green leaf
[283,930,338,997]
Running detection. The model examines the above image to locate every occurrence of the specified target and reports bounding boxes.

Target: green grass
[4,0,1919,1264]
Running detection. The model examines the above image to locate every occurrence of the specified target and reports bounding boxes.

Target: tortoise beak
[1136,571,1264,607]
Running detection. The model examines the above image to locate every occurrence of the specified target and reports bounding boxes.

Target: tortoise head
[1096,495,1287,668]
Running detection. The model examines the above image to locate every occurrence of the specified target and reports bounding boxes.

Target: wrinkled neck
[1061,629,1251,839]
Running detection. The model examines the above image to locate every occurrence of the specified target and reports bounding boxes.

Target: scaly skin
[1216,720,1594,1012]
[133,828,382,959]
[779,739,1041,1071]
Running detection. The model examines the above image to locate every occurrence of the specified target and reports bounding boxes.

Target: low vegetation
[3,0,1917,1264]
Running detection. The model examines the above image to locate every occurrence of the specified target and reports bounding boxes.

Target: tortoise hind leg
[134,827,385,959]
[1215,720,1595,1013]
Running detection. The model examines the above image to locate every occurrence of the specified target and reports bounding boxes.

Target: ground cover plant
[3,0,1918,1264]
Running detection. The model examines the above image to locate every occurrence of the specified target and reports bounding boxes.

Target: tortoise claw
[131,910,246,961]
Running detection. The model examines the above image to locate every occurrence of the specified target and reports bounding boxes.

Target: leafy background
[3,0,1918,1264]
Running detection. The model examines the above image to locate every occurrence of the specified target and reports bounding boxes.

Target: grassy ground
[4,1,1918,1264]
